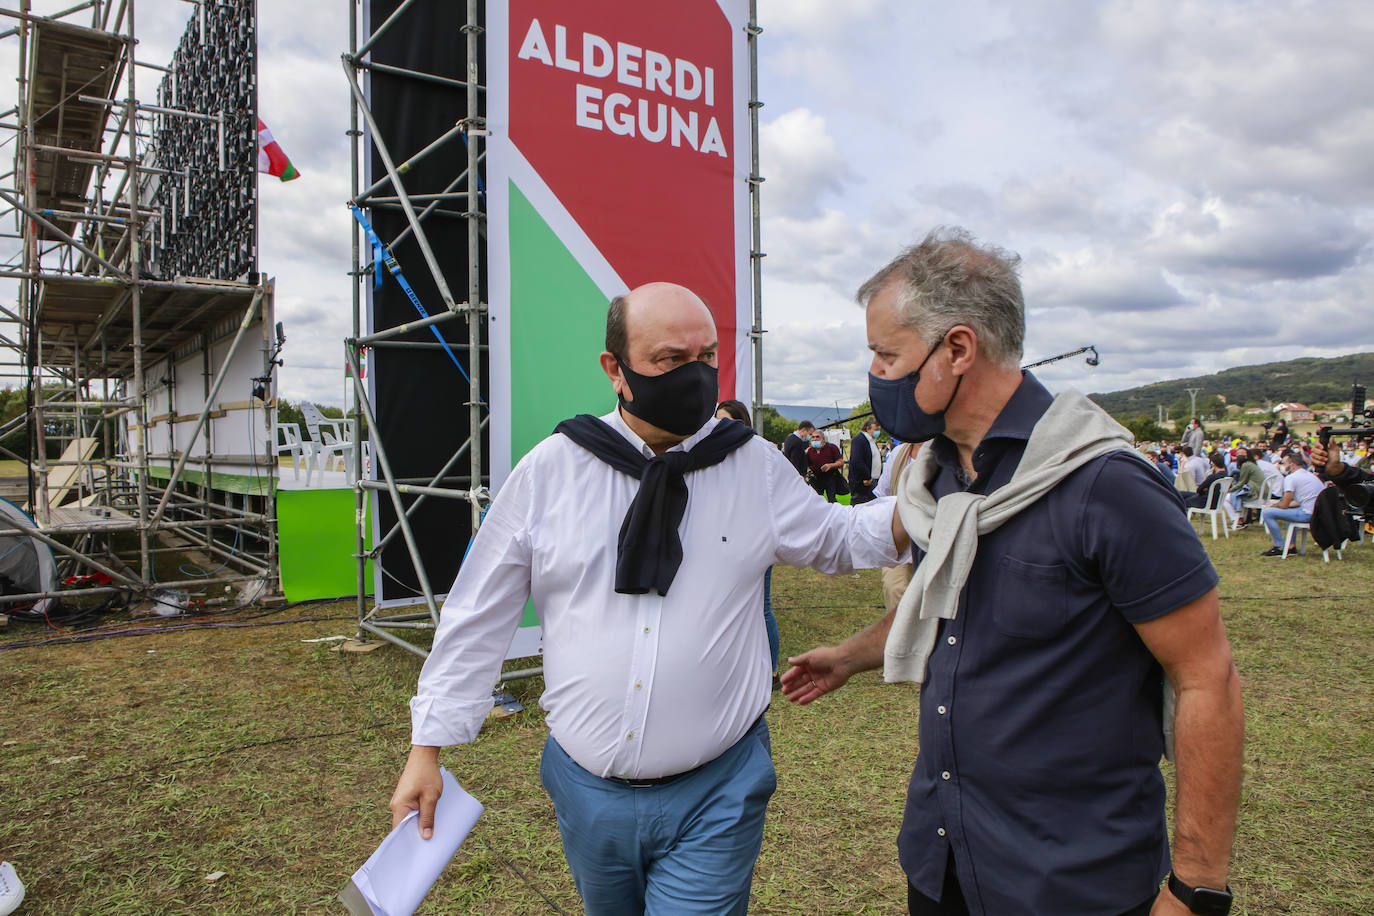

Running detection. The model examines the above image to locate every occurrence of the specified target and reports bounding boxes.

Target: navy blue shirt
[898,373,1219,915]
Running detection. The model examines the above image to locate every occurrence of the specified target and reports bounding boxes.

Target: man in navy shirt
[782,229,1244,916]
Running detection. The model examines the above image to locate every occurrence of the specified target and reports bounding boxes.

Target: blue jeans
[1262,506,1311,547]
[539,716,777,915]
[763,567,779,673]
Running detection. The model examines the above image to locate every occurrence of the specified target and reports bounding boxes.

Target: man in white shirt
[1259,449,1326,556]
[848,417,883,504]
[389,281,906,914]
[1183,445,1209,488]
[1254,446,1280,482]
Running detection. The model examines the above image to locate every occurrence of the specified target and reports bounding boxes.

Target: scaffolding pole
[346,0,489,657]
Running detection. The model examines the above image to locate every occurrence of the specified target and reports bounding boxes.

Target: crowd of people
[1139,418,1371,555]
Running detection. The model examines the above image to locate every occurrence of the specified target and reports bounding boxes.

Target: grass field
[2,523,1371,915]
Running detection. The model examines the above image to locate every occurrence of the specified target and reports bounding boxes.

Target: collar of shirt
[603,405,719,459]
[929,372,1053,496]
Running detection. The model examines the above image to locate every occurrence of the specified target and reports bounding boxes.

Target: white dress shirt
[1186,454,1209,484]
[411,409,904,779]
[865,431,883,484]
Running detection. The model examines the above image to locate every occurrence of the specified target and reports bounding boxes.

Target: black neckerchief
[553,414,755,596]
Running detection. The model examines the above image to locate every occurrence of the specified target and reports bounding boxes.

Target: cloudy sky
[5,0,1373,409]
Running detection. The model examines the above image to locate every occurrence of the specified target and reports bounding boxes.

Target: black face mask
[617,358,719,437]
[867,334,961,444]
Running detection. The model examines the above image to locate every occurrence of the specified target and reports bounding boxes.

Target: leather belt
[606,761,708,789]
[602,711,767,789]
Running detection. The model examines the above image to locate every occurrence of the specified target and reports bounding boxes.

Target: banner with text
[487,0,753,486]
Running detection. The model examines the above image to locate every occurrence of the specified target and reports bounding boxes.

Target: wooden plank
[30,437,98,510]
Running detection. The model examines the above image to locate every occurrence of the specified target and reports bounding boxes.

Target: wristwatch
[1167,872,1233,915]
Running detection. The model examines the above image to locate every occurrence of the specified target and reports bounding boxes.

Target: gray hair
[856,227,1025,368]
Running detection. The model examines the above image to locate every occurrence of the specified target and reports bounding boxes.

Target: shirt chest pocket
[992,555,1069,640]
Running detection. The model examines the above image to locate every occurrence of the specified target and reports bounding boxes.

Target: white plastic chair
[274,422,306,480]
[1188,477,1232,540]
[1281,521,1346,562]
[299,402,352,479]
[1242,475,1282,516]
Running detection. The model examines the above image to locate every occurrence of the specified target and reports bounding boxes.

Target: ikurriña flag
[257,117,300,181]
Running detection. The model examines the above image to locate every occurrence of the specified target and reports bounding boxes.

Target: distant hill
[1088,352,1374,418]
[769,403,858,427]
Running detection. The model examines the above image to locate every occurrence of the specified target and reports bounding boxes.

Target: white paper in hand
[348,768,483,916]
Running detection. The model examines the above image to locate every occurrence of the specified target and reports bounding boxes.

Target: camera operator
[1312,439,1373,488]
[1271,417,1288,449]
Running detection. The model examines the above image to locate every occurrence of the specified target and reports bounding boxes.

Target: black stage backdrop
[364,0,488,605]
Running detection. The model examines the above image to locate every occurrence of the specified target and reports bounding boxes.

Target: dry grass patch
[1,533,1370,914]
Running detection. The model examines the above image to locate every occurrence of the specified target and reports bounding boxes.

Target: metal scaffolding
[343,0,488,657]
[342,1,767,658]
[0,1,278,615]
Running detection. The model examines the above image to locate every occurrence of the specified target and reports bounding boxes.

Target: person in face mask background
[392,281,910,916]
[1226,447,1265,529]
[806,431,845,502]
[1182,417,1205,458]
[781,228,1242,916]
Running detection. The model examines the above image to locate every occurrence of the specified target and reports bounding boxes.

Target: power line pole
[1185,387,1202,419]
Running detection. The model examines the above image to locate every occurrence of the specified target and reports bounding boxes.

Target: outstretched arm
[782,503,912,702]
[780,606,894,704]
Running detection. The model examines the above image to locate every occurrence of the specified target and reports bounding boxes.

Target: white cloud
[758,108,850,218]
[1023,247,1185,313]
[1146,193,1370,282]
[759,0,885,37]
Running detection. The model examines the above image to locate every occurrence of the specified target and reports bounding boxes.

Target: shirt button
[635,681,642,690]
[643,626,651,634]
[937,827,946,837]
[626,731,634,740]
[937,705,947,715]
[947,635,957,645]
[941,770,951,780]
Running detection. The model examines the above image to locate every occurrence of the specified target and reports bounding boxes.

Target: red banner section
[509,1,740,396]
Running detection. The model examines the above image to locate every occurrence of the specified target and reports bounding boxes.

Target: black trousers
[907,854,1156,916]
[811,471,840,503]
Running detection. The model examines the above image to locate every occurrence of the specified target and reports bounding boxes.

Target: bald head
[604,282,717,375]
[600,283,721,448]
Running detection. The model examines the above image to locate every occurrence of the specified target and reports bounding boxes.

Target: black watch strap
[1168,872,1233,916]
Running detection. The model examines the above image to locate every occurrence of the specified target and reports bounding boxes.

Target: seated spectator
[1182,445,1209,487]
[1259,449,1326,557]
[1145,449,1175,484]
[1254,446,1280,481]
[1226,447,1266,529]
[1182,451,1230,509]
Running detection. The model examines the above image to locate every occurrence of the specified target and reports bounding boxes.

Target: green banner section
[278,487,371,602]
[144,463,274,496]
[508,180,615,463]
